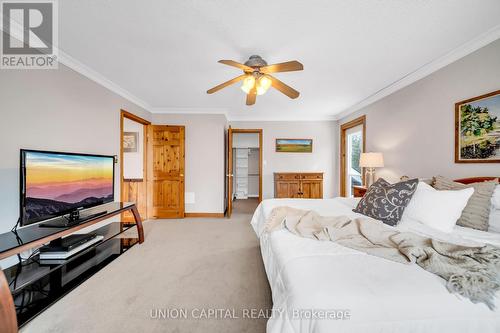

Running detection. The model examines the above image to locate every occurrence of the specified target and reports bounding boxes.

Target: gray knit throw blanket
[265,206,500,310]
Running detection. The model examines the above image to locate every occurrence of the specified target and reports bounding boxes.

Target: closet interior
[232,133,260,202]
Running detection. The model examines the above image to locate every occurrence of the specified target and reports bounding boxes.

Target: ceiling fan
[207,55,304,105]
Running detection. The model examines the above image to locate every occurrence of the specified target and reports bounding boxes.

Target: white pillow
[491,185,500,209]
[402,182,474,233]
[488,209,500,233]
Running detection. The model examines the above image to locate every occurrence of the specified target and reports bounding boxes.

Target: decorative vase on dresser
[274,172,323,199]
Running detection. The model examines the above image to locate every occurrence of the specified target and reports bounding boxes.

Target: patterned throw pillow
[353,178,419,226]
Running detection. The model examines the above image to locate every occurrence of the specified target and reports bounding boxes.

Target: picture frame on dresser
[455,89,500,163]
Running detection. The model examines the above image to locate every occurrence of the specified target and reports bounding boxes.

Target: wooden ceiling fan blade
[269,75,300,99]
[260,61,303,74]
[207,74,247,94]
[218,60,254,72]
[246,87,257,105]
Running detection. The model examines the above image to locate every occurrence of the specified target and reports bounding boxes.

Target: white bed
[251,197,500,333]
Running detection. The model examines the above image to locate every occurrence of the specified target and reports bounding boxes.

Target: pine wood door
[148,125,185,218]
[122,180,147,221]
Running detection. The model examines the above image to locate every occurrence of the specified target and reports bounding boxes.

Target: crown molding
[0,15,152,111]
[227,114,338,122]
[334,24,500,121]
[150,108,336,121]
[150,107,228,116]
[58,51,152,111]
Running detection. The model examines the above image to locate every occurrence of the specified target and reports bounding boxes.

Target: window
[346,129,363,197]
[340,116,366,197]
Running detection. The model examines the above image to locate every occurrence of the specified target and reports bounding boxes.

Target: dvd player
[39,235,104,261]
[40,233,98,253]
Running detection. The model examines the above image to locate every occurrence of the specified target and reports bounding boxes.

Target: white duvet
[251,198,500,333]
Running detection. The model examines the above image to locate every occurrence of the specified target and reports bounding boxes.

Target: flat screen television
[20,149,115,226]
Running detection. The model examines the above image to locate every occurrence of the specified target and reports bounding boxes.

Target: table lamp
[360,152,384,188]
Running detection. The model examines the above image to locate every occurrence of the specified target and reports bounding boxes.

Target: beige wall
[152,113,227,214]
[0,64,149,267]
[123,117,145,179]
[230,121,338,199]
[338,39,500,183]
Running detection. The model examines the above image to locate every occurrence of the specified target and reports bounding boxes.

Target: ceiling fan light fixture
[256,75,272,95]
[208,56,303,104]
[241,75,256,94]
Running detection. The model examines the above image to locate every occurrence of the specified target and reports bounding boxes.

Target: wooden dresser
[274,172,323,199]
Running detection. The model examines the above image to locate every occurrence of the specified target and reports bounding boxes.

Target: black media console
[0,202,144,328]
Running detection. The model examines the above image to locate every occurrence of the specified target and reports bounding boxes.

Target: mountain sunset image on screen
[24,151,114,221]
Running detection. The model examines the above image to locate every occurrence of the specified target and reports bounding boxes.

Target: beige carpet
[21,213,272,333]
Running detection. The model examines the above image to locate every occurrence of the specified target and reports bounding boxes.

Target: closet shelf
[233,147,260,200]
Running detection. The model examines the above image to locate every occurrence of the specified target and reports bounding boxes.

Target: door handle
[180,174,184,177]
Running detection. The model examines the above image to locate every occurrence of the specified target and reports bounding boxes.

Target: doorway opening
[120,110,150,222]
[340,116,366,197]
[226,128,263,217]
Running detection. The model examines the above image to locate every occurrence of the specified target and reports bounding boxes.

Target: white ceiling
[58,1,500,120]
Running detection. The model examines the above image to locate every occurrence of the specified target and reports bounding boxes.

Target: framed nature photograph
[123,131,139,153]
[455,89,500,163]
[275,138,313,153]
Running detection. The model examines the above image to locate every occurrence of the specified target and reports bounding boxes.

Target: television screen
[21,150,115,225]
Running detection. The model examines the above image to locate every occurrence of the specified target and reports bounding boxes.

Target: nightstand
[353,185,367,198]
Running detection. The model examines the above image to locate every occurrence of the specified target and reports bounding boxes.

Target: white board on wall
[123,118,144,179]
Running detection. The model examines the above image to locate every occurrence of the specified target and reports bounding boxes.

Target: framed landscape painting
[455,90,500,163]
[276,139,313,153]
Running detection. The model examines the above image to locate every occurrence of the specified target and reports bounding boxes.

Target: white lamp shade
[360,152,384,168]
